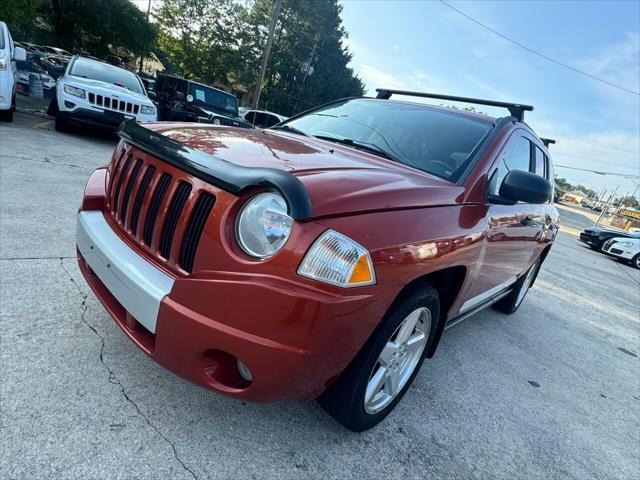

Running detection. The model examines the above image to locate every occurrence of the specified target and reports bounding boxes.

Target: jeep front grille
[88,92,141,115]
[106,147,215,274]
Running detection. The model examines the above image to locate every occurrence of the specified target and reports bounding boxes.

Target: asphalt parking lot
[1,112,639,480]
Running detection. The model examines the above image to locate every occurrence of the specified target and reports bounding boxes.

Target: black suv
[154,74,251,128]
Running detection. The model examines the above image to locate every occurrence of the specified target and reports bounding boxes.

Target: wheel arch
[390,265,468,359]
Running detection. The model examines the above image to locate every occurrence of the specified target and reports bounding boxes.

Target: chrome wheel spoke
[365,367,386,403]
[395,309,421,344]
[385,369,401,395]
[406,331,426,354]
[378,341,400,366]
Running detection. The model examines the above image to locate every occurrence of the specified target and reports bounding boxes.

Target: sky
[340,0,640,198]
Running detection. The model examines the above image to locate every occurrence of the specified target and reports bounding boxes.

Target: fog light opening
[237,359,253,382]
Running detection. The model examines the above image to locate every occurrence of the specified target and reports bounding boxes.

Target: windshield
[69,58,144,95]
[188,83,238,117]
[280,98,492,181]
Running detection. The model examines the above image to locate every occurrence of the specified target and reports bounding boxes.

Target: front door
[460,132,544,312]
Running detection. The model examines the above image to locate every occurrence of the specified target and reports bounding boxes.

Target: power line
[439,0,640,96]
[555,164,640,178]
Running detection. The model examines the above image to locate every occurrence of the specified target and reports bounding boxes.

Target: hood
[64,75,152,103]
[587,227,633,237]
[148,124,466,219]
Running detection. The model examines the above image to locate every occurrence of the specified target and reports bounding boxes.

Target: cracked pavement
[1,112,639,479]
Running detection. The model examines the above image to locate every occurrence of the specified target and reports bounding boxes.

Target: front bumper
[58,108,150,130]
[76,172,391,402]
[601,240,635,260]
[578,232,600,246]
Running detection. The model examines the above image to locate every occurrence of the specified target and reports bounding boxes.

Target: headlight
[63,84,85,99]
[617,241,633,248]
[298,230,375,288]
[140,104,156,115]
[236,192,293,258]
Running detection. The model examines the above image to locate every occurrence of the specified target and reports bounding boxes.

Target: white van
[0,21,27,122]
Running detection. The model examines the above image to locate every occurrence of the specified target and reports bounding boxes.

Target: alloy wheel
[364,307,431,414]
[515,261,538,307]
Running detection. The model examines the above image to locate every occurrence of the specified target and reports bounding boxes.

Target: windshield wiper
[270,125,310,136]
[312,135,403,164]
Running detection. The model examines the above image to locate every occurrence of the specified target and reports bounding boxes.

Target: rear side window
[489,136,532,195]
[0,24,5,50]
[534,146,546,178]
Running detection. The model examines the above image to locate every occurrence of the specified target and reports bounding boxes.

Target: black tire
[54,113,70,132]
[318,285,440,432]
[632,254,640,270]
[0,95,14,122]
[47,97,58,117]
[493,258,541,314]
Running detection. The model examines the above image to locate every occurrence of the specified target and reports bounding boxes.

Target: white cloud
[578,31,640,96]
[357,64,405,91]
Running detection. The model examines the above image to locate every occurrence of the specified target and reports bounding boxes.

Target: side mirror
[147,91,157,100]
[498,170,552,204]
[14,46,27,62]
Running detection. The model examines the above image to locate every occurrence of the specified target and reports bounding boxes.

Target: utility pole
[139,0,152,73]
[253,0,282,110]
[594,186,619,227]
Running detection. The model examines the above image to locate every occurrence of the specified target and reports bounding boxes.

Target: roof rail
[540,138,556,148]
[375,88,534,122]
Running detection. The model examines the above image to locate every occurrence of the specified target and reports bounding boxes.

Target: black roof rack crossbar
[375,88,534,122]
[540,138,556,148]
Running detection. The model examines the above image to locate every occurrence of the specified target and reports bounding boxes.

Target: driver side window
[488,135,532,196]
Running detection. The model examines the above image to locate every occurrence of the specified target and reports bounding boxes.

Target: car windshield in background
[188,84,238,117]
[69,58,144,94]
[281,98,493,181]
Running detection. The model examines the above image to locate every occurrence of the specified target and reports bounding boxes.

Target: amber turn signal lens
[298,229,376,288]
[349,255,373,284]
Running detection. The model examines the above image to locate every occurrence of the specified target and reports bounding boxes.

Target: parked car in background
[19,42,49,56]
[50,55,157,131]
[105,55,124,67]
[154,73,251,127]
[140,77,155,93]
[0,21,27,121]
[601,237,640,269]
[238,107,288,128]
[38,55,68,79]
[579,227,640,250]
[41,46,72,60]
[75,89,557,432]
[16,59,56,96]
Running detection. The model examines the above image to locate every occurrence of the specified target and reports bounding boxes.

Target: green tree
[48,0,156,58]
[155,0,364,114]
[154,0,241,79]
[248,0,365,115]
[617,194,640,208]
